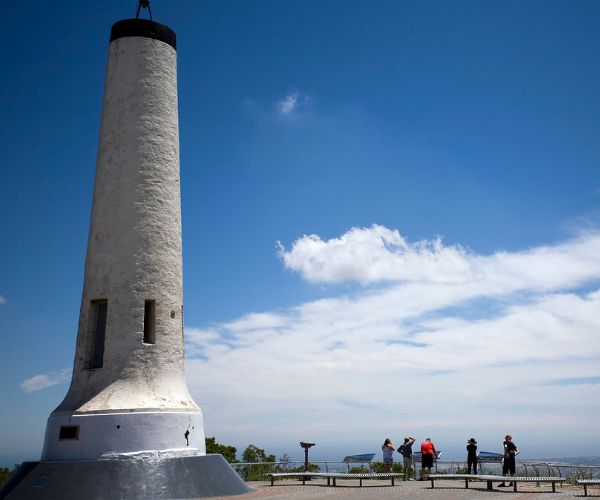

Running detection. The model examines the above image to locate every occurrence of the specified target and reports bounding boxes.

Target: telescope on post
[300,441,316,472]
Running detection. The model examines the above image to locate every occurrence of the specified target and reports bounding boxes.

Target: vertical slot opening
[143,299,156,344]
[90,299,107,369]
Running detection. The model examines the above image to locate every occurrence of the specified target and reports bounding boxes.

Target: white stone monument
[43,13,202,464]
[1,7,249,500]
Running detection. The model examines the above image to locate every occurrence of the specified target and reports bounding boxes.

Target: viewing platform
[210,478,595,499]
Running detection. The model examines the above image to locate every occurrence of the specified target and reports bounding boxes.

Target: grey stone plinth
[0,454,250,499]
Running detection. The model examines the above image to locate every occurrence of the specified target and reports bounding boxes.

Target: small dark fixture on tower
[136,0,153,20]
[300,441,315,472]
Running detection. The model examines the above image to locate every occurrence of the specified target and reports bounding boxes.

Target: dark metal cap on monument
[110,19,176,50]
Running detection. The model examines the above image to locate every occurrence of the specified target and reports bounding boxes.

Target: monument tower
[0,3,248,498]
[43,4,201,462]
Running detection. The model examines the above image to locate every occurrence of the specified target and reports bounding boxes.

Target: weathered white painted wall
[43,31,205,460]
[42,412,204,461]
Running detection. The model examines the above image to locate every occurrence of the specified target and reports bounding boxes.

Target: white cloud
[278,93,298,115]
[225,312,287,333]
[276,92,311,116]
[20,369,70,393]
[278,225,600,291]
[0,295,6,304]
[186,227,600,457]
[278,225,474,284]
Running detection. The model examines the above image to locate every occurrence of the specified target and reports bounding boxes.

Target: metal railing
[230,459,600,482]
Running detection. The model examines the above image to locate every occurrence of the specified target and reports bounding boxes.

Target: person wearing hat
[466,438,478,474]
[498,434,520,487]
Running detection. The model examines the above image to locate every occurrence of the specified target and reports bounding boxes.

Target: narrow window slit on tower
[89,299,107,369]
[143,299,156,344]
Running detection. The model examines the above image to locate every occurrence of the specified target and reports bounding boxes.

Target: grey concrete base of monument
[0,454,251,500]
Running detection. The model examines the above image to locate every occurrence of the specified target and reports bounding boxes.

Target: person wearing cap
[398,436,416,480]
[466,438,478,474]
[498,434,520,487]
[420,437,438,480]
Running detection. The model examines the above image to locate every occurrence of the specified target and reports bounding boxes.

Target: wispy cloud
[543,376,600,386]
[20,369,70,393]
[0,295,6,304]
[186,226,600,453]
[276,91,311,117]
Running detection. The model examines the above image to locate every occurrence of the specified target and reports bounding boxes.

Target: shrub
[371,462,403,473]
[205,436,238,463]
[566,470,593,485]
[0,465,19,487]
[241,444,276,481]
[0,468,10,487]
[349,465,369,473]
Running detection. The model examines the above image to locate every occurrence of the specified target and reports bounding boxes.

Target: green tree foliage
[371,462,403,473]
[0,465,19,487]
[241,444,276,480]
[349,465,369,473]
[205,436,238,463]
[0,468,10,487]
[242,444,275,463]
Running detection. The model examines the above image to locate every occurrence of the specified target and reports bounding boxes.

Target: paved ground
[210,479,595,500]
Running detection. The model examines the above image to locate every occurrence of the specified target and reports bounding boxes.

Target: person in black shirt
[466,438,478,474]
[498,434,520,487]
[398,436,416,480]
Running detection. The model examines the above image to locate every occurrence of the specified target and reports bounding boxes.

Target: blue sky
[1,0,600,467]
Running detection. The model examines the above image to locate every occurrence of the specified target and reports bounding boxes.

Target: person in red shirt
[420,437,438,480]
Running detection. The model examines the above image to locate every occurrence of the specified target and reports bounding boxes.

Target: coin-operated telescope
[300,442,316,472]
